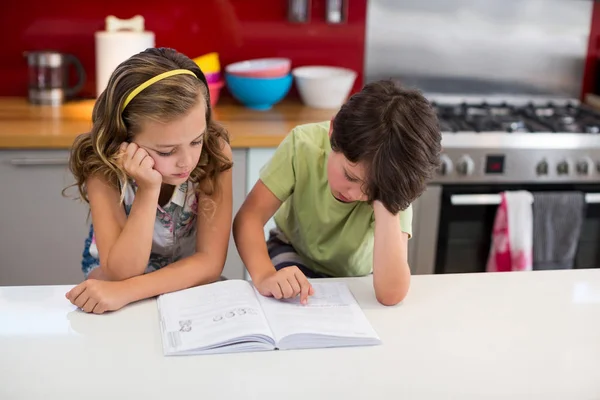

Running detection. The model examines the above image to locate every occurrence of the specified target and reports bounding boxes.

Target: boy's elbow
[232,213,241,237]
[232,208,259,241]
[376,290,407,306]
[232,210,246,239]
[374,262,411,306]
[375,279,410,306]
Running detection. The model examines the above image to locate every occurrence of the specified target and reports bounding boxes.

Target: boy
[233,79,441,306]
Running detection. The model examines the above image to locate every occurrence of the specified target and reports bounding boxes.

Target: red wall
[582,1,600,99]
[0,0,367,99]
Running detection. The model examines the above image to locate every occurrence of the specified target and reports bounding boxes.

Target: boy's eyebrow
[155,133,204,148]
[344,168,362,181]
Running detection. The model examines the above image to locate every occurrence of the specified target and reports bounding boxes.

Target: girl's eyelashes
[156,149,175,157]
[155,140,202,157]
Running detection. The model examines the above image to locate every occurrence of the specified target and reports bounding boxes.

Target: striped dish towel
[532,192,585,270]
[486,191,534,272]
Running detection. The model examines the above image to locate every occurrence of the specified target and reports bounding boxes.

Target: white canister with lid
[95,15,155,97]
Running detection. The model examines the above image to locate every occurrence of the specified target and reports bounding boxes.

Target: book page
[255,282,380,344]
[158,280,274,354]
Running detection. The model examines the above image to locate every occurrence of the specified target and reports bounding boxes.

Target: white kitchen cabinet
[0,150,89,285]
[243,148,278,281]
[0,149,248,285]
[223,149,247,279]
[246,148,277,238]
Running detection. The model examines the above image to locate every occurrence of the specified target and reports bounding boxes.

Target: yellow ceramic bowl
[193,52,221,74]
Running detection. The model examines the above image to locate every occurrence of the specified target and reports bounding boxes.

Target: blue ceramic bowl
[225,73,293,111]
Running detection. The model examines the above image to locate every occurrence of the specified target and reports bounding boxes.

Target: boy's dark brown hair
[330,79,441,214]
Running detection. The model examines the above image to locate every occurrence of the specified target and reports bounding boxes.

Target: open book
[157,279,381,355]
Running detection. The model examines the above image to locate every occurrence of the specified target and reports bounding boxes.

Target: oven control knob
[576,158,593,176]
[536,160,549,176]
[456,155,475,176]
[556,160,571,175]
[437,154,453,176]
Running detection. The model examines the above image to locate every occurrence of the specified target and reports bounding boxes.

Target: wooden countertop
[0,97,337,149]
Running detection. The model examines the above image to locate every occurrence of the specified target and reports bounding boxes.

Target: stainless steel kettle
[25,51,86,105]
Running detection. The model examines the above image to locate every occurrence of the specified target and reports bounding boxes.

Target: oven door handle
[450,193,600,206]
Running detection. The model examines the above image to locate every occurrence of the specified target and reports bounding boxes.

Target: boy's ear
[329,116,334,137]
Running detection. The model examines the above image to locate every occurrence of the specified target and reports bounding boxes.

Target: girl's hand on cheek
[119,142,163,190]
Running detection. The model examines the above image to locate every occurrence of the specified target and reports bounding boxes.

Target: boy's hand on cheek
[373,200,393,217]
[255,267,314,305]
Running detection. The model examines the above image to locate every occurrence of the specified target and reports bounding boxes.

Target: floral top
[81,180,199,278]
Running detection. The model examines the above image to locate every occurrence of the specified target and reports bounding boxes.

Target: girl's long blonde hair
[66,47,232,209]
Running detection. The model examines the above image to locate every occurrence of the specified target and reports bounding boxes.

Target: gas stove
[435,101,600,134]
[430,98,600,184]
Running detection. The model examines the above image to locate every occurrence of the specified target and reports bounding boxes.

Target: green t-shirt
[259,121,413,277]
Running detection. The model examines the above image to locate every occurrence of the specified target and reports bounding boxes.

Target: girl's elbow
[103,257,145,281]
[101,265,132,281]
[208,263,225,283]
[202,256,226,284]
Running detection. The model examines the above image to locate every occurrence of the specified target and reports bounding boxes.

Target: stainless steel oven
[364,0,599,274]
[409,101,600,274]
[414,184,600,275]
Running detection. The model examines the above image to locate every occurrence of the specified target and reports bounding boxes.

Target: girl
[64,47,233,314]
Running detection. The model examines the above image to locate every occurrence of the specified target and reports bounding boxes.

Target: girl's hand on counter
[65,279,132,314]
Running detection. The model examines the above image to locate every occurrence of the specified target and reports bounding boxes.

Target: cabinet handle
[10,158,69,166]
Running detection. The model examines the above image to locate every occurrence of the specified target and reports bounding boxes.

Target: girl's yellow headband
[121,69,197,111]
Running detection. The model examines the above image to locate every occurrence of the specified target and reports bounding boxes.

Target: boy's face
[327,123,368,203]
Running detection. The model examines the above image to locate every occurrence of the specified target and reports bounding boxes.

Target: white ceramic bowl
[225,58,291,78]
[292,66,357,109]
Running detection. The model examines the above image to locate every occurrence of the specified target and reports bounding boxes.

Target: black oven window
[435,184,600,274]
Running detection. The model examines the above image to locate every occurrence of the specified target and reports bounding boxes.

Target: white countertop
[1,269,600,399]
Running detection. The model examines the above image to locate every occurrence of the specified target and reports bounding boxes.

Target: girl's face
[133,98,207,186]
